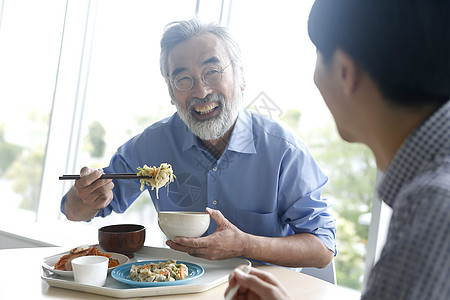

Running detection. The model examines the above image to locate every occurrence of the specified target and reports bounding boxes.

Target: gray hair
[160,19,244,98]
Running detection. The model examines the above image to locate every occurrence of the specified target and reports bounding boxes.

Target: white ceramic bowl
[158,211,210,241]
[71,256,109,286]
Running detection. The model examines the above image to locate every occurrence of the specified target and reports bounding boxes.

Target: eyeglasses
[169,62,233,92]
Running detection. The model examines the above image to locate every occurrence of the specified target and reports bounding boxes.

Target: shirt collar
[378,100,450,206]
[180,114,200,152]
[227,109,257,154]
[180,109,257,154]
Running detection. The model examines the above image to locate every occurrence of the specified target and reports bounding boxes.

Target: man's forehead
[167,33,229,75]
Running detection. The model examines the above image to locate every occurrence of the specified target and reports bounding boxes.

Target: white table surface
[0,246,361,299]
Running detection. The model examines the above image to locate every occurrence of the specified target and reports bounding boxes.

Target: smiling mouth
[193,102,219,115]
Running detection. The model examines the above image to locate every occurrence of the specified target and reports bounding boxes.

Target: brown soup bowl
[98,224,145,258]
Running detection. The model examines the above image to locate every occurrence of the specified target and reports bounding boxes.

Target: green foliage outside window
[84,121,107,158]
[0,124,23,174]
[1,111,48,213]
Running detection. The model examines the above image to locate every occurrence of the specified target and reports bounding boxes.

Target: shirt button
[212,167,218,171]
[212,200,218,205]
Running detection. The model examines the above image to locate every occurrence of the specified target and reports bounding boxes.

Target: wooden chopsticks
[59,174,151,180]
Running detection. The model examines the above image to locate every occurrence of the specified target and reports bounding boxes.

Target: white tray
[41,246,250,298]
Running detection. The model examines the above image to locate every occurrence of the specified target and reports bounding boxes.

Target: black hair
[308,0,450,107]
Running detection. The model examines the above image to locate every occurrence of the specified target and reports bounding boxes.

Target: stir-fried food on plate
[54,245,119,271]
[127,260,188,282]
[137,163,176,198]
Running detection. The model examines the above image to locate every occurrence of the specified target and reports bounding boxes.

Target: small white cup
[71,256,109,286]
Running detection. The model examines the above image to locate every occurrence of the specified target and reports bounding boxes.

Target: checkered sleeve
[363,170,450,300]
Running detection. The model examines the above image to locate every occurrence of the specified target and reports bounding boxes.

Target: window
[0,0,65,226]
[1,0,381,292]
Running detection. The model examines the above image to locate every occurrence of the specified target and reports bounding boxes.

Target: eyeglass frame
[167,61,233,92]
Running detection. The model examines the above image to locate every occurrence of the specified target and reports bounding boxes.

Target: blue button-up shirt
[61,109,336,253]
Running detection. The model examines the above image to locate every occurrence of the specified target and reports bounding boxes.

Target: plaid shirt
[362,101,450,299]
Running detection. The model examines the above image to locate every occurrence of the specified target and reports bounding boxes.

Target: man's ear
[334,49,360,96]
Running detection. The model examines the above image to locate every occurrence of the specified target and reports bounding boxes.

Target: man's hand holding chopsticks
[64,167,114,221]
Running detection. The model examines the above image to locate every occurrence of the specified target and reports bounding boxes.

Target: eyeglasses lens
[172,66,225,91]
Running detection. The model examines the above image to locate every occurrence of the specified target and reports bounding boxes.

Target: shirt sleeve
[60,193,67,215]
[278,143,337,255]
[59,133,147,219]
[97,136,147,218]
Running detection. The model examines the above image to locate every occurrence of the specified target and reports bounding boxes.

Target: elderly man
[225,0,450,299]
[61,19,336,269]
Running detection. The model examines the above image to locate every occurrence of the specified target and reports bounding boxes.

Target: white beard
[175,86,243,141]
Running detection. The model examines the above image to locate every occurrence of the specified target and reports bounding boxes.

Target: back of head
[308,0,450,107]
[159,18,242,80]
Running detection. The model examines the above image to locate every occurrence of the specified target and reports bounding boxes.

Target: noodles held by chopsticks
[137,163,176,199]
